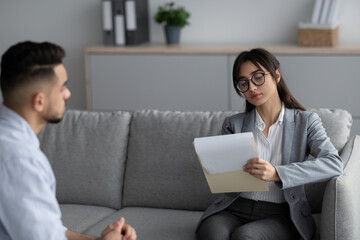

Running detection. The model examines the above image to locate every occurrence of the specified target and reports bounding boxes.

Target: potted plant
[154,2,190,45]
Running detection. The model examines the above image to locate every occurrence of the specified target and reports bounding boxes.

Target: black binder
[124,0,149,45]
[102,0,115,45]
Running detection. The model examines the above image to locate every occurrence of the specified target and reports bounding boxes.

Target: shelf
[86,43,360,55]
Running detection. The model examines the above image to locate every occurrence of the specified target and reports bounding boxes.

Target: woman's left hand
[243,158,280,182]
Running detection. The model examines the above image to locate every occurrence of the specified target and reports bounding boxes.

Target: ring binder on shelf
[114,0,126,45]
[124,0,149,45]
[102,0,115,46]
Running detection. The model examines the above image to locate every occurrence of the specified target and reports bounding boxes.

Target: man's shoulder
[0,127,33,153]
[0,132,45,172]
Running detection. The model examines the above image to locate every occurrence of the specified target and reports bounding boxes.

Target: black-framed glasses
[236,72,269,93]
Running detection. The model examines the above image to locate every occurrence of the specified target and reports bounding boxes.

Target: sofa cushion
[305,109,352,214]
[123,110,235,210]
[60,204,116,233]
[309,108,352,153]
[38,110,131,209]
[84,207,203,240]
[123,109,352,213]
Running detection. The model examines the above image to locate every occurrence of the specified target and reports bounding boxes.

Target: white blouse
[239,103,286,203]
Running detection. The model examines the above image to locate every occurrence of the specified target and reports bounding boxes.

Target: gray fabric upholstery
[85,207,203,240]
[35,108,356,240]
[123,110,235,210]
[312,214,321,240]
[309,108,352,153]
[60,204,116,234]
[39,110,131,209]
[320,136,360,240]
[304,109,352,214]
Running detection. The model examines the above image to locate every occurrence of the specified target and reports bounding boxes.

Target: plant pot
[164,25,182,45]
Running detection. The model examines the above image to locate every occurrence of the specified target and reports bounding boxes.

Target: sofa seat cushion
[60,204,116,234]
[85,207,203,240]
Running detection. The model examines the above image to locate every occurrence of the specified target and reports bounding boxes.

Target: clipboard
[193,132,269,193]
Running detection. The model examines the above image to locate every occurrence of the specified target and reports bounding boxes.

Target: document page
[193,132,269,193]
[194,132,258,175]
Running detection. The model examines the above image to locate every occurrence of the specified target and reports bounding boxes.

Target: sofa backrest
[38,108,352,213]
[310,108,352,154]
[122,110,236,211]
[122,108,352,212]
[38,110,131,209]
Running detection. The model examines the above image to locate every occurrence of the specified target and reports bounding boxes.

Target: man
[0,41,137,240]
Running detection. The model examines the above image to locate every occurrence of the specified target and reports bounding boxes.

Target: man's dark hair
[0,41,65,98]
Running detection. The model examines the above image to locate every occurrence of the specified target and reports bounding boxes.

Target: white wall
[0,0,360,109]
[150,0,360,43]
[0,0,102,109]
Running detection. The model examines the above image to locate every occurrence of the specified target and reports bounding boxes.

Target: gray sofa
[37,108,359,240]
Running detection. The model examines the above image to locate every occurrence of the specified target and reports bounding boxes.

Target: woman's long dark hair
[233,48,306,112]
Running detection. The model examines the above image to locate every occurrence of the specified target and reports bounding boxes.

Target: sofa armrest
[320,135,360,240]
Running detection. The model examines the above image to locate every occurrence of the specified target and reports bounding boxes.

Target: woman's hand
[243,158,280,182]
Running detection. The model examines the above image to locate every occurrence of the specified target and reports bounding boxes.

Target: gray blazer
[197,108,343,240]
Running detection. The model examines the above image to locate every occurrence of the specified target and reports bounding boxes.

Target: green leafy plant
[154,2,190,27]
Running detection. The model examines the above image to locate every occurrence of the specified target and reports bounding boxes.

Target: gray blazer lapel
[282,108,295,164]
[241,109,255,133]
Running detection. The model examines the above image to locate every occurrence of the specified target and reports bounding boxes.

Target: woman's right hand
[243,157,280,182]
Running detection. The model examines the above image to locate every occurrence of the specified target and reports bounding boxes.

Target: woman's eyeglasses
[236,72,269,93]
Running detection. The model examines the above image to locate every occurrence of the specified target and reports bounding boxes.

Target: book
[327,0,341,24]
[311,0,323,23]
[319,0,331,24]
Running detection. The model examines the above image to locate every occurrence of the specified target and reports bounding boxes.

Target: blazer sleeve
[275,112,343,189]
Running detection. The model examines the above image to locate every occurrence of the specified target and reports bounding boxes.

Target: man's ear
[275,69,281,83]
[32,92,46,112]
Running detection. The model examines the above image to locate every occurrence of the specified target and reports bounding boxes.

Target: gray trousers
[197,197,300,240]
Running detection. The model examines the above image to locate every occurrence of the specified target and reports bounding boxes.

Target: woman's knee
[230,226,257,240]
[197,215,234,240]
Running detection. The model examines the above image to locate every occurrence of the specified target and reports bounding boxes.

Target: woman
[196,48,342,240]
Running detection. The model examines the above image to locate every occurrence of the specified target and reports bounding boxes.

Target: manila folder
[201,167,269,193]
[194,132,269,193]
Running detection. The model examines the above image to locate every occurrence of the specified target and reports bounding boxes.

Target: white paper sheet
[194,132,258,175]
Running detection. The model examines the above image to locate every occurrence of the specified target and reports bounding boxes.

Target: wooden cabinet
[88,54,228,111]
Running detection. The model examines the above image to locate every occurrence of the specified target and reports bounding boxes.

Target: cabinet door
[276,55,360,114]
[229,55,360,134]
[277,55,360,134]
[229,55,246,112]
[89,54,228,111]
